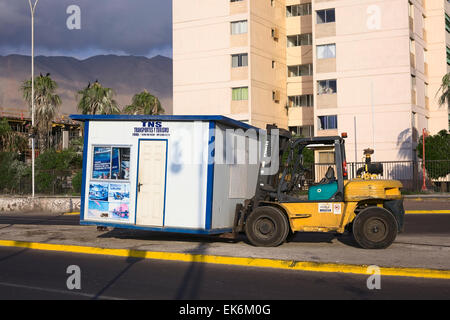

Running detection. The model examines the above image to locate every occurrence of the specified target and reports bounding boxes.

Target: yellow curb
[0,240,449,280]
[63,212,80,216]
[405,210,450,214]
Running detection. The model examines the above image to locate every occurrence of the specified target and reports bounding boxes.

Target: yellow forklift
[234,126,404,249]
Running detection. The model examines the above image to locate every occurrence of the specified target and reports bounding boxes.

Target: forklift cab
[255,131,348,205]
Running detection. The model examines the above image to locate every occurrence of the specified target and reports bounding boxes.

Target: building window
[317,79,337,95]
[317,44,336,59]
[289,94,314,107]
[317,9,335,24]
[318,151,335,164]
[287,33,312,47]
[230,0,244,2]
[318,115,338,130]
[231,20,248,34]
[286,3,312,17]
[289,125,314,137]
[232,87,249,100]
[232,53,248,67]
[288,64,313,77]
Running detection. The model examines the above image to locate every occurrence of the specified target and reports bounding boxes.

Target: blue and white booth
[70,115,261,234]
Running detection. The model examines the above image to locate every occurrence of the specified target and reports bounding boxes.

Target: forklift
[234,125,405,249]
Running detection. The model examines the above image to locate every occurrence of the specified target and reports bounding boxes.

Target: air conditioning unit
[272,90,280,102]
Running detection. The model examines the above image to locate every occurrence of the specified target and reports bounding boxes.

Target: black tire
[245,206,290,247]
[352,207,398,249]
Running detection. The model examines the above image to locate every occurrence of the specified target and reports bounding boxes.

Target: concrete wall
[0,197,81,213]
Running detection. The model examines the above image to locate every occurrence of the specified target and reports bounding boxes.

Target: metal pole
[354,116,357,178]
[28,0,39,198]
[422,128,427,191]
[371,80,375,155]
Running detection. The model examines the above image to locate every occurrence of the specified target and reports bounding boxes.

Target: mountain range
[0,54,173,119]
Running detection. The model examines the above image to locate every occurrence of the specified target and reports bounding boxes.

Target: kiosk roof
[70,114,259,131]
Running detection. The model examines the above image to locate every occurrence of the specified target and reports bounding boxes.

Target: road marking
[405,210,450,214]
[0,240,449,280]
[0,281,123,300]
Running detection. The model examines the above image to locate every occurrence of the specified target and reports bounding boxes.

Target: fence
[0,170,81,196]
[305,160,450,192]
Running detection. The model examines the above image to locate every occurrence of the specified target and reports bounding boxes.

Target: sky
[0,0,173,59]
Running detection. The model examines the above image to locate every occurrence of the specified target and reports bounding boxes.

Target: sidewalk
[0,212,449,274]
[403,193,450,200]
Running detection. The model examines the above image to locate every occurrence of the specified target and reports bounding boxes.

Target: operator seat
[308,166,339,201]
[318,166,336,185]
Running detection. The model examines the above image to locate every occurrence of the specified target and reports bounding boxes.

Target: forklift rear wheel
[245,206,290,247]
[352,207,398,249]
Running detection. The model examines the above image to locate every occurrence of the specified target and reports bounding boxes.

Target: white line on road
[0,281,124,300]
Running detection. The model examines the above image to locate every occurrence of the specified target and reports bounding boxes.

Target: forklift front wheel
[352,207,398,249]
[245,206,290,247]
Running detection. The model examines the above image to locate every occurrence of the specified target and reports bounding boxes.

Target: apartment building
[173,0,450,161]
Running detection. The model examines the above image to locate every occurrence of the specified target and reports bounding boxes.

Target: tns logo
[142,121,162,128]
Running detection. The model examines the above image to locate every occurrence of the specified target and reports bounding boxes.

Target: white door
[136,140,167,226]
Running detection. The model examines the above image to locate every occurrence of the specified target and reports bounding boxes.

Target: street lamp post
[28,0,39,198]
[421,128,428,191]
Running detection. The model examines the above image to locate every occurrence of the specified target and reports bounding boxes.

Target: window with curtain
[317,79,337,95]
[318,115,338,130]
[231,20,248,34]
[232,53,248,67]
[289,95,314,107]
[317,44,336,59]
[232,87,249,100]
[288,64,313,77]
[287,33,312,47]
[286,3,312,17]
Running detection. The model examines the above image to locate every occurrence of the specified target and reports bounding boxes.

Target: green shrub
[0,152,30,193]
[72,171,83,194]
[34,149,82,194]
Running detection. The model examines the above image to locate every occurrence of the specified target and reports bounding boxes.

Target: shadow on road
[93,255,144,300]
[174,242,209,300]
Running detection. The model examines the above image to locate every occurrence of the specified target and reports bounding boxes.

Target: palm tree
[21,73,62,151]
[123,90,165,115]
[76,80,120,115]
[437,72,450,107]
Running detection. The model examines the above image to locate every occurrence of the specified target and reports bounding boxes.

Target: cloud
[0,0,172,58]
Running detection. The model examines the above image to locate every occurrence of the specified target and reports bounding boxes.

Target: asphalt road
[0,245,449,300]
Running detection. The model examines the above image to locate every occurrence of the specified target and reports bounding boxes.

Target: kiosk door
[136,140,167,226]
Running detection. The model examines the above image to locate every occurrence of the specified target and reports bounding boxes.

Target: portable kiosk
[70,115,261,234]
